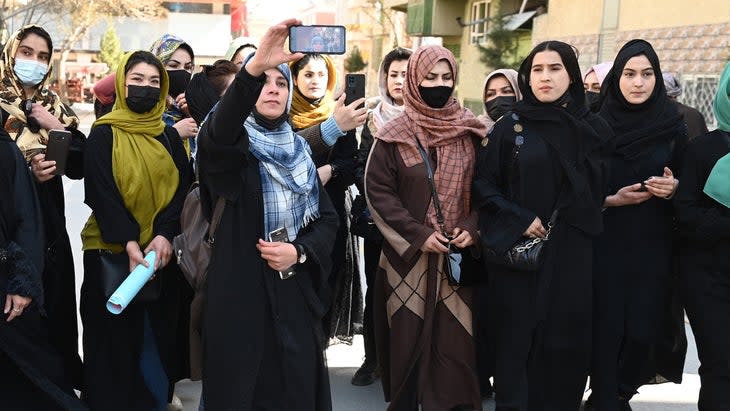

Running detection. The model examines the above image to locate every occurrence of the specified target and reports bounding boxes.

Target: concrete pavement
[65,103,698,411]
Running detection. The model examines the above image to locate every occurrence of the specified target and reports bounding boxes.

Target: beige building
[382,0,544,114]
[532,0,730,127]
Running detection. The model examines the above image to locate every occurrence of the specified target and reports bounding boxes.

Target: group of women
[1,15,729,411]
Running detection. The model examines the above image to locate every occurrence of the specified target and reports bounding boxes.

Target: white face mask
[14,59,49,86]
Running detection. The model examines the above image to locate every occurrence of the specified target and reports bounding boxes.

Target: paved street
[66,104,698,410]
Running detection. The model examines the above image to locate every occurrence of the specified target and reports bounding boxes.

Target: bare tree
[48,0,166,99]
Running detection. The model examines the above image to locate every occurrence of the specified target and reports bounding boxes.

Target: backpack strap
[207,197,226,245]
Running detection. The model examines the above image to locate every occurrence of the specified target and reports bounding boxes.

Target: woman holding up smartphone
[81,50,192,411]
[196,18,338,410]
[590,39,687,411]
[0,24,84,389]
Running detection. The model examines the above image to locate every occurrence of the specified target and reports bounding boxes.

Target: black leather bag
[99,251,161,304]
[482,210,558,272]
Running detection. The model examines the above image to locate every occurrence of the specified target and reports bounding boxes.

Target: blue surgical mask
[14,59,49,86]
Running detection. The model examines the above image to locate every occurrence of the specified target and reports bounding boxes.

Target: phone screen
[289,25,346,55]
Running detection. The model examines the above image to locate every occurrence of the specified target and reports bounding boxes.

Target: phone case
[344,74,366,109]
[268,228,296,279]
[45,129,72,176]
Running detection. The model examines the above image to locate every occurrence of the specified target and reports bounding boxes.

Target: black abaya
[197,66,339,411]
[0,132,87,411]
[675,130,730,411]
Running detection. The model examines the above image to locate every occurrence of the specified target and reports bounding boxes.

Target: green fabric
[704,153,730,208]
[713,62,730,132]
[81,52,179,251]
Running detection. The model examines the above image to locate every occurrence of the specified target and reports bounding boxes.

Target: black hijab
[599,39,682,160]
[513,40,613,235]
[185,69,221,125]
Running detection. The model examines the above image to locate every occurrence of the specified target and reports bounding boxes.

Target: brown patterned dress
[365,138,482,411]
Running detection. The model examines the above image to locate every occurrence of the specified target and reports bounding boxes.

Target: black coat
[197,68,339,411]
[473,110,611,409]
[2,109,85,387]
[80,124,192,411]
[0,132,87,411]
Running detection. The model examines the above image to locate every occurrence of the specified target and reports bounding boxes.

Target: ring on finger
[12,308,21,312]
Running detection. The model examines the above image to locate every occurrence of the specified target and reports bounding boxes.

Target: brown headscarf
[0,25,79,160]
[376,45,487,232]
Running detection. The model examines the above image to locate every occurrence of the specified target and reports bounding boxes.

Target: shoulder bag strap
[207,197,226,245]
[415,138,446,234]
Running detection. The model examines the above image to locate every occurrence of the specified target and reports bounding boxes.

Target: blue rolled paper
[106,251,157,314]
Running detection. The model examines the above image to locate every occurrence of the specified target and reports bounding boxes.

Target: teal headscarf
[704,62,730,208]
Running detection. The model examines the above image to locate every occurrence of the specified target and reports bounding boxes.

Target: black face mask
[126,85,160,114]
[418,85,452,108]
[252,107,289,131]
[485,96,517,120]
[585,91,601,112]
[167,69,191,98]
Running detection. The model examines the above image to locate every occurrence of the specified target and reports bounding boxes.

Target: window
[470,0,490,45]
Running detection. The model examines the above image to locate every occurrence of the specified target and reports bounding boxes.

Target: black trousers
[362,237,381,364]
[683,263,730,411]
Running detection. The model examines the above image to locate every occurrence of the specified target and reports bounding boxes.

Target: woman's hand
[317,165,333,185]
[524,217,547,239]
[173,117,198,139]
[144,235,173,271]
[256,239,298,271]
[449,227,474,248]
[420,231,450,254]
[4,294,31,322]
[245,18,305,77]
[30,153,56,182]
[125,241,148,273]
[174,93,189,116]
[333,94,368,132]
[643,167,679,199]
[604,183,653,207]
[29,103,64,131]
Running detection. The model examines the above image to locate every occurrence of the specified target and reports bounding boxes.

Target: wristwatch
[295,243,307,264]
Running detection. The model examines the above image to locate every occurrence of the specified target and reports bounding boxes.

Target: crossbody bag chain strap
[415,137,447,234]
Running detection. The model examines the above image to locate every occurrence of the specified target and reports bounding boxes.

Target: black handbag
[482,210,558,272]
[349,194,383,242]
[415,138,472,286]
[99,251,162,304]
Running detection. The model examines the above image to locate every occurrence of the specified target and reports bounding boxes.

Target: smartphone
[344,74,366,109]
[289,25,346,55]
[45,129,72,175]
[268,227,296,279]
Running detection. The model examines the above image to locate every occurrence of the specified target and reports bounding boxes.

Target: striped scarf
[246,115,320,239]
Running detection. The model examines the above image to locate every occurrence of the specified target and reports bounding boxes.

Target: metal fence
[680,74,720,130]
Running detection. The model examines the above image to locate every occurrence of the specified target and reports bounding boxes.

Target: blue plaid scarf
[246,115,320,240]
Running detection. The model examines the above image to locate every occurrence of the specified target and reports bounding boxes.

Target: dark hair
[176,42,195,62]
[19,26,53,54]
[203,59,239,95]
[124,50,165,79]
[233,43,257,60]
[518,41,584,107]
[382,47,412,74]
[291,54,325,78]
